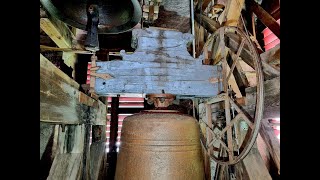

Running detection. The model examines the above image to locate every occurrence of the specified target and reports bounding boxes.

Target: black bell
[40,0,142,34]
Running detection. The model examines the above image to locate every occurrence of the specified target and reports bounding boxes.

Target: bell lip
[40,0,142,34]
[140,110,181,113]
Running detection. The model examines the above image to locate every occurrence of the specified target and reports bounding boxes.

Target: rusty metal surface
[40,0,142,34]
[146,93,175,108]
[115,112,204,180]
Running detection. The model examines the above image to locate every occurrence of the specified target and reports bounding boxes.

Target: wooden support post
[40,53,106,125]
[242,143,272,180]
[90,125,107,180]
[47,124,85,180]
[107,96,120,179]
[206,104,213,155]
[259,120,280,174]
[81,124,92,180]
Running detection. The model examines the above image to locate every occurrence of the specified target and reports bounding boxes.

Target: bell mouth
[40,0,142,34]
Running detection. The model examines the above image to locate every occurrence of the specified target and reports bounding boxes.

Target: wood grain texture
[259,120,280,173]
[245,76,280,119]
[40,54,106,125]
[47,153,83,180]
[89,141,107,180]
[94,28,221,97]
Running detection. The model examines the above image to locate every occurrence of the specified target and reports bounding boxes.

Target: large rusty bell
[40,0,142,34]
[115,94,204,180]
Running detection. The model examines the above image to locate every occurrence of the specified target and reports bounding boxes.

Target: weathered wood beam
[195,13,221,32]
[40,17,75,48]
[260,44,280,70]
[245,76,280,119]
[47,124,85,180]
[259,120,280,174]
[224,0,245,26]
[40,53,106,125]
[242,143,272,180]
[40,45,93,54]
[90,125,107,180]
[47,153,83,180]
[250,0,280,39]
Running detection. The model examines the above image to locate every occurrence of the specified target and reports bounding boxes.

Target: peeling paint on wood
[94,28,221,97]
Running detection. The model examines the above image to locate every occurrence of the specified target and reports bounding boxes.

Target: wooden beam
[195,13,221,33]
[224,0,245,26]
[47,124,85,180]
[260,44,280,70]
[40,45,93,54]
[89,140,107,179]
[201,0,212,11]
[259,120,280,174]
[47,153,83,180]
[40,17,75,48]
[242,143,272,180]
[40,53,106,125]
[250,0,280,39]
[245,76,280,119]
[225,33,280,80]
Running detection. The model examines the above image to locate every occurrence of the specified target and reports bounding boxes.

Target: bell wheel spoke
[226,38,245,82]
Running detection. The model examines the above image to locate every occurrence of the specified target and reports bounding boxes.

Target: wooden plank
[260,44,280,70]
[40,17,74,48]
[259,120,280,174]
[94,61,221,97]
[225,0,245,26]
[40,54,106,125]
[206,104,213,155]
[48,125,85,180]
[89,141,107,180]
[245,76,280,119]
[47,153,83,180]
[40,45,93,54]
[242,143,272,180]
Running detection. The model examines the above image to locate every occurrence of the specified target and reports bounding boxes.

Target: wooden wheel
[204,26,264,165]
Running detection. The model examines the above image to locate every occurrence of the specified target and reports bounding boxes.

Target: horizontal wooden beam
[40,45,93,54]
[40,53,106,125]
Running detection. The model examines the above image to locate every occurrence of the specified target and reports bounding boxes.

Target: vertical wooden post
[206,104,213,156]
[107,96,120,179]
